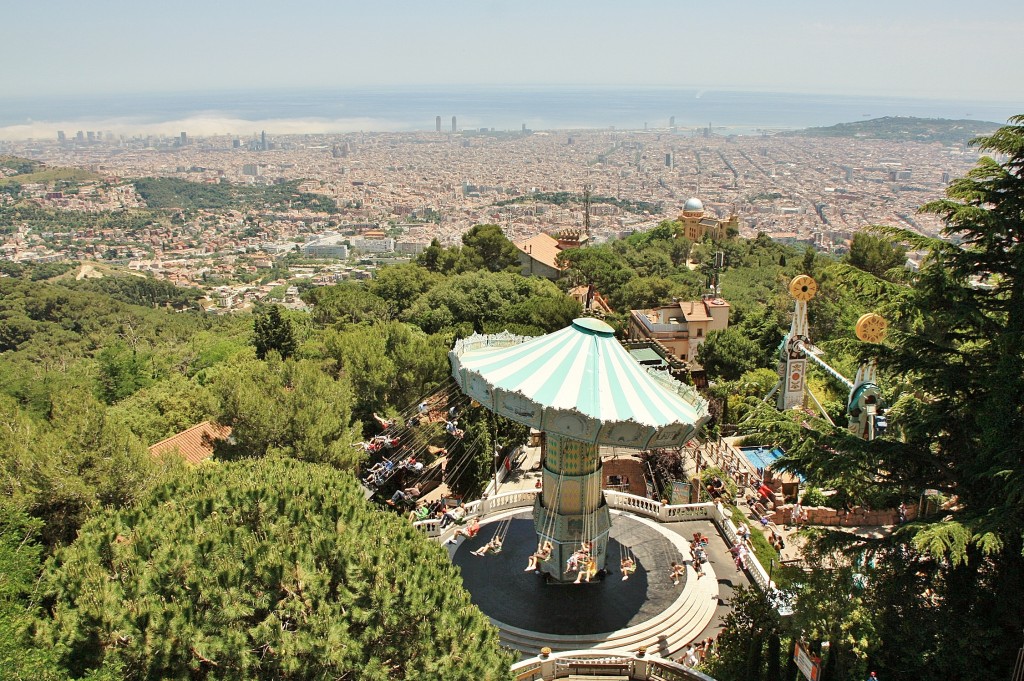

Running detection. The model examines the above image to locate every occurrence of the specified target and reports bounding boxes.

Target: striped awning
[449,318,710,449]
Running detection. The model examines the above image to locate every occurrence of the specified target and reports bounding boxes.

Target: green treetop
[38,458,515,681]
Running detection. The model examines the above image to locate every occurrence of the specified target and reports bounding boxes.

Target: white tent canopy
[450,318,710,449]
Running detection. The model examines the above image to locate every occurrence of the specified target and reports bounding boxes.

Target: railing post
[633,647,650,679]
[539,647,555,680]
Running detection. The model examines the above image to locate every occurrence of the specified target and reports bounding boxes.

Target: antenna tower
[583,184,592,236]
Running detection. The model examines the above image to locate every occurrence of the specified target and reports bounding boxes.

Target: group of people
[730,542,750,571]
[691,532,709,578]
[359,396,463,502]
[567,542,598,583]
[681,637,716,667]
[705,475,727,500]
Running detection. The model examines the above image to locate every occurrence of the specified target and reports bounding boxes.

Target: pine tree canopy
[38,458,514,681]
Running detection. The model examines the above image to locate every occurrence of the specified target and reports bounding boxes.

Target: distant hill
[0,156,104,186]
[133,177,338,213]
[782,116,1002,145]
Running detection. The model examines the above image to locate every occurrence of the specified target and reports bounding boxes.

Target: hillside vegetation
[784,116,1001,144]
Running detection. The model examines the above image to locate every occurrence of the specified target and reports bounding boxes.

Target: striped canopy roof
[450,318,710,449]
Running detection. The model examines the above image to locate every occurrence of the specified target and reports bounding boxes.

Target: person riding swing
[525,540,553,572]
[620,556,637,581]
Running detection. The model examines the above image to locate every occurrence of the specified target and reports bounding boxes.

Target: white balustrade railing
[707,502,773,592]
[413,490,539,540]
[511,649,717,681]
[605,491,713,523]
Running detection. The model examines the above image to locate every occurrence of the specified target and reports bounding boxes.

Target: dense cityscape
[0,122,985,311]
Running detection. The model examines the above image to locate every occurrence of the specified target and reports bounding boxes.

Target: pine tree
[252,304,296,360]
[38,459,515,680]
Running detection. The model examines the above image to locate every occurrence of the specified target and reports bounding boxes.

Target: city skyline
[4,0,1024,102]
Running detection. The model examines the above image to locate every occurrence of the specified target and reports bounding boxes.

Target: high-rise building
[87,131,95,142]
[232,138,241,148]
[669,116,675,128]
[451,116,457,133]
[57,131,66,143]
[436,116,441,132]
[261,130,267,151]
[180,131,188,146]
[665,152,673,169]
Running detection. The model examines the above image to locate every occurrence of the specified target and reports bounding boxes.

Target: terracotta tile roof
[148,421,232,466]
[515,233,563,270]
[680,300,712,322]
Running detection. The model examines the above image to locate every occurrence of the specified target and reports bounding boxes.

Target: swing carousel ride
[449,317,711,584]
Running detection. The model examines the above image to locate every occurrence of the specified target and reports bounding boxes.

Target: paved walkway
[662,518,752,642]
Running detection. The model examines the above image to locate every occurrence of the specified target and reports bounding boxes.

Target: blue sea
[1,87,1020,138]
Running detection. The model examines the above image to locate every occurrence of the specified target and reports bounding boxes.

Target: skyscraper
[180,131,188,146]
[261,130,267,151]
[436,116,441,132]
[57,131,66,143]
[669,116,675,128]
[451,116,457,133]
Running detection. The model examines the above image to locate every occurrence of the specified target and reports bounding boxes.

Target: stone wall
[769,503,918,527]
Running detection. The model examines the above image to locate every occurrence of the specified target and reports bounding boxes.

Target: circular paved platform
[453,510,687,635]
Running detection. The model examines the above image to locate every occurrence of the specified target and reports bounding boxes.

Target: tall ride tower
[777,275,817,411]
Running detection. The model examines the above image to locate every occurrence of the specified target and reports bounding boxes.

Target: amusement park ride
[449,318,710,584]
[768,274,889,441]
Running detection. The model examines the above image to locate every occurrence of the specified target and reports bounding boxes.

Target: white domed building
[677,197,738,241]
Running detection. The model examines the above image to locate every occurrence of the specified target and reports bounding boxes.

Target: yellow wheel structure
[788,275,818,302]
[855,313,888,343]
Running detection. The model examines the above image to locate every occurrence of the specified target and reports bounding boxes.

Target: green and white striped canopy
[449,318,710,448]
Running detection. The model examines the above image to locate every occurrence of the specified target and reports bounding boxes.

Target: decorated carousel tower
[450,318,710,583]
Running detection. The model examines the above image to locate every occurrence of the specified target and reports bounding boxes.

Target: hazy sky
[5,0,1023,102]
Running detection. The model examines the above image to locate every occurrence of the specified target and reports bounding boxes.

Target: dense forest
[1,118,1023,680]
[132,177,340,213]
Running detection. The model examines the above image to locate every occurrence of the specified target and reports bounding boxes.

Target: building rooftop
[148,421,231,465]
[680,300,712,323]
[515,232,563,270]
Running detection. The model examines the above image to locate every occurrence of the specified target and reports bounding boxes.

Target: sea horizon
[1,86,1021,141]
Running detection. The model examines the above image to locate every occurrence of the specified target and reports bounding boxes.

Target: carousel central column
[534,433,611,582]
